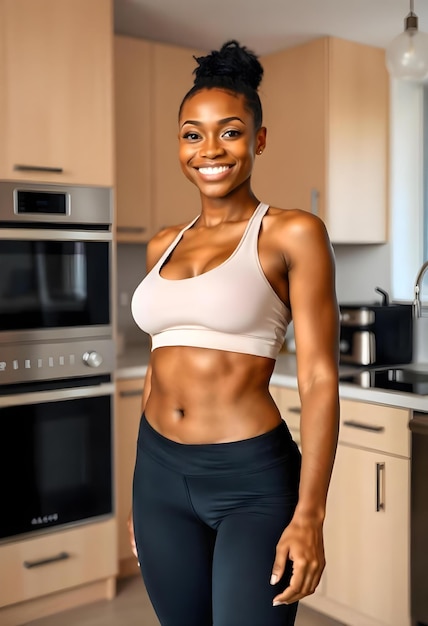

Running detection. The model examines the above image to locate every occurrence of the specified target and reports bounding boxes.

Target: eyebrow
[180,116,246,129]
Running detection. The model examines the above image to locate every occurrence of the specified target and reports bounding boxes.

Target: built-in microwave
[0,182,113,345]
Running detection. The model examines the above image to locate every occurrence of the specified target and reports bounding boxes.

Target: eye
[182,131,201,141]
[222,129,242,139]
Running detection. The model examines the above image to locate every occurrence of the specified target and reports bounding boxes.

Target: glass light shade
[386,28,428,81]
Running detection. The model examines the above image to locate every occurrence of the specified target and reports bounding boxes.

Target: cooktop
[339,367,428,396]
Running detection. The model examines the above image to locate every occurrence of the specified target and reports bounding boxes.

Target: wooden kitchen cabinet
[253,37,388,244]
[323,441,410,626]
[0,519,117,625]
[114,37,201,243]
[269,387,411,626]
[321,399,411,626]
[114,37,152,242]
[0,0,114,186]
[115,377,145,577]
[150,42,202,233]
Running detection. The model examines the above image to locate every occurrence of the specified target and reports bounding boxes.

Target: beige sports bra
[131,202,291,359]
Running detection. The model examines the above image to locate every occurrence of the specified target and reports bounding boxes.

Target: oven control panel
[0,338,115,385]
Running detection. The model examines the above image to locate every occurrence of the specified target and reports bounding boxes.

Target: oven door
[0,228,112,342]
[0,377,114,543]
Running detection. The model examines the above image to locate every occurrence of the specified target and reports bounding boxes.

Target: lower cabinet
[0,519,117,625]
[115,377,145,577]
[323,443,410,626]
[269,385,411,626]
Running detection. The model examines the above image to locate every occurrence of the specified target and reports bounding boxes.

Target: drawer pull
[119,389,143,398]
[376,462,385,512]
[343,420,384,433]
[23,551,70,569]
[14,164,63,173]
[288,407,301,414]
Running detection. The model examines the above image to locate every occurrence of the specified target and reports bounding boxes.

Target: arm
[271,212,340,605]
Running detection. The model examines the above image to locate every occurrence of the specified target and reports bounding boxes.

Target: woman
[130,40,340,626]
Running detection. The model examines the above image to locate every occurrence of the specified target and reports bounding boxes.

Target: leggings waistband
[137,413,297,476]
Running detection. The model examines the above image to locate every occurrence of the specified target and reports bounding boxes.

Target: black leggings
[133,414,301,626]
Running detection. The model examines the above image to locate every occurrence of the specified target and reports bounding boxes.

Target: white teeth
[198,166,230,175]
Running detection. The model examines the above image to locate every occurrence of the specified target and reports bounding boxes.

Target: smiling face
[178,88,266,201]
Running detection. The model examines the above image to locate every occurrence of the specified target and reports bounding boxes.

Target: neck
[198,188,260,227]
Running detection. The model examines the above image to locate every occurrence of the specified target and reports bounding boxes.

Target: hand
[127,509,139,560]
[270,514,325,605]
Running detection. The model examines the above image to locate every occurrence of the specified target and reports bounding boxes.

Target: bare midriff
[145,346,283,444]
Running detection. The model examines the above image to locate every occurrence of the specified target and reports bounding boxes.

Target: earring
[258,150,263,155]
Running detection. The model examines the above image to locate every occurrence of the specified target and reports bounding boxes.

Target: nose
[201,134,225,158]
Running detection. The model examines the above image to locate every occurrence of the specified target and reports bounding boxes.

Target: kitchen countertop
[116,344,428,412]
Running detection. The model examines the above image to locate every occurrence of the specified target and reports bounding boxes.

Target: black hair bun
[193,40,263,91]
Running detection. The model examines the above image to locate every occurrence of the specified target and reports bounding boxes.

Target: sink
[340,365,428,395]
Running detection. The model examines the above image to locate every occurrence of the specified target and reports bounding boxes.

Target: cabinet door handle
[310,188,319,215]
[14,164,63,173]
[117,226,147,234]
[23,551,70,569]
[343,420,385,433]
[288,407,301,414]
[119,389,143,398]
[376,462,385,512]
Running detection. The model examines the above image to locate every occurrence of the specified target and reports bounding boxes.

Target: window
[390,80,425,301]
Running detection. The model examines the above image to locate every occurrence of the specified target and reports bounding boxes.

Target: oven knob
[339,339,350,352]
[82,351,103,368]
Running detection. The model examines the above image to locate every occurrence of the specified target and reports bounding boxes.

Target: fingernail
[270,574,278,585]
[273,601,289,606]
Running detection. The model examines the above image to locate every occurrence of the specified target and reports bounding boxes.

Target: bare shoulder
[145,221,189,272]
[267,206,328,238]
[265,207,332,265]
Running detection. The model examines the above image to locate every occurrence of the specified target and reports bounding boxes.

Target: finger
[128,526,138,558]
[273,559,324,604]
[130,534,138,558]
[270,546,290,586]
[273,559,305,604]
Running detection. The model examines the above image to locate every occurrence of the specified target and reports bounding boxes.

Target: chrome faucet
[414,261,428,318]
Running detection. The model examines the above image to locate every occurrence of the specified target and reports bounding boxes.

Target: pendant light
[385,0,428,81]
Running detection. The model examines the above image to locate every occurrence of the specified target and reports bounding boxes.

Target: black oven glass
[0,394,113,541]
[0,240,110,330]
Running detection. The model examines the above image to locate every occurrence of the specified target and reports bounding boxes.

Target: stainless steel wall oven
[0,182,115,543]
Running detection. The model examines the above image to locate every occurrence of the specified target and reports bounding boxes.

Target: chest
[159,222,285,285]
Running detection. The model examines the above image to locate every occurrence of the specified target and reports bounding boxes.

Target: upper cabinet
[0,0,114,187]
[253,37,389,244]
[114,36,152,241]
[114,37,202,244]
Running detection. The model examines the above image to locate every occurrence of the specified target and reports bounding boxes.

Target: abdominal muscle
[144,346,283,444]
